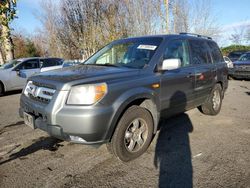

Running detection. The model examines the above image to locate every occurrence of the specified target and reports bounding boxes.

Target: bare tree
[36,0,163,59]
[171,0,190,33]
[189,0,220,37]
[0,48,4,65]
[245,26,250,44]
[229,25,249,45]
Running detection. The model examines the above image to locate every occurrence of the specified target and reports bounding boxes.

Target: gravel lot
[0,80,250,188]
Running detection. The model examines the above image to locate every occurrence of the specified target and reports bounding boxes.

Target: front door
[160,39,195,117]
[10,59,40,89]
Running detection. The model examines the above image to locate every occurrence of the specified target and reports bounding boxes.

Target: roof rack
[179,32,212,40]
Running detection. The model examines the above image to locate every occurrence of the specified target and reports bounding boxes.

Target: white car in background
[223,56,233,68]
[0,57,63,95]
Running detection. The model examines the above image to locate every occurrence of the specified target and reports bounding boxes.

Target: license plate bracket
[24,112,35,129]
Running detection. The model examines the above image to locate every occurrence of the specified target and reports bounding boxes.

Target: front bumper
[19,91,114,144]
[228,68,250,79]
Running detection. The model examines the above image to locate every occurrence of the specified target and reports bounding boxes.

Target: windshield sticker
[137,45,157,50]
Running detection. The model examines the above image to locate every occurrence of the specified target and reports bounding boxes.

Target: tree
[245,26,250,44]
[0,0,17,64]
[229,24,250,45]
[36,0,162,59]
[221,45,250,56]
[12,33,42,58]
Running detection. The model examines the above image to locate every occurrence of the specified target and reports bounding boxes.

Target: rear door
[189,39,215,105]
[40,58,63,72]
[160,39,196,116]
[208,41,228,90]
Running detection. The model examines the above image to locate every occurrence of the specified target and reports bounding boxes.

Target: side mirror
[16,69,20,76]
[16,70,27,78]
[161,58,181,71]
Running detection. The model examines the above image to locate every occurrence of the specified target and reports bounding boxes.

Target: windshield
[0,60,21,69]
[84,38,162,69]
[239,53,250,61]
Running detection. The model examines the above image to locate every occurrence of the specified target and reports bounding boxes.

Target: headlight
[228,63,234,68]
[67,83,108,105]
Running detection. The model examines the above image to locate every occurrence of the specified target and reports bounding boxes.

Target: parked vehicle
[223,56,233,68]
[228,52,250,79]
[228,51,247,62]
[0,57,63,95]
[62,60,82,67]
[20,34,228,161]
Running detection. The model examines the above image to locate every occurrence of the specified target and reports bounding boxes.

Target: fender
[104,87,161,141]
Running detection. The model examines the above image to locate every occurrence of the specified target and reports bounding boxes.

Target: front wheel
[108,105,154,162]
[198,84,223,116]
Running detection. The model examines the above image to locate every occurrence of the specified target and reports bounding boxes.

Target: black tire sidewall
[207,84,222,115]
[111,106,154,162]
[0,83,4,96]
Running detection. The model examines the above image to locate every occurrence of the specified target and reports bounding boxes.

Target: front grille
[235,65,250,71]
[234,71,250,75]
[32,81,56,90]
[24,81,56,104]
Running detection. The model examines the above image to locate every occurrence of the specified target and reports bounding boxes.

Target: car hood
[233,60,250,66]
[30,65,140,90]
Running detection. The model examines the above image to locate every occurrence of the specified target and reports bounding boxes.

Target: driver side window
[96,51,111,64]
[17,60,40,70]
[164,40,190,67]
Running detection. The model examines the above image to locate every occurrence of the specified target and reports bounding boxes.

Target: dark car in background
[62,59,82,67]
[229,52,250,79]
[228,51,248,62]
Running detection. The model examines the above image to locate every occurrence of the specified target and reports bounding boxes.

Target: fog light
[69,135,86,142]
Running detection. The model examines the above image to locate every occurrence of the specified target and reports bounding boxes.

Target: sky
[11,0,250,46]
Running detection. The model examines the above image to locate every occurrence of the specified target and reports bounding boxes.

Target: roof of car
[126,33,212,40]
[118,33,214,43]
[17,57,63,61]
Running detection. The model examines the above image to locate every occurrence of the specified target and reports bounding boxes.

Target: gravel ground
[0,80,250,188]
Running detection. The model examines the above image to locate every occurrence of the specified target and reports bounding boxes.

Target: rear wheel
[199,84,222,116]
[107,105,154,162]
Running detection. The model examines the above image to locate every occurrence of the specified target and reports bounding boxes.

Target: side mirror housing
[16,70,27,78]
[16,69,20,76]
[160,58,181,71]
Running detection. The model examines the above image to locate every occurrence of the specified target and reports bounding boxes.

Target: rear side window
[189,40,212,64]
[164,40,190,67]
[208,41,223,63]
[41,58,62,67]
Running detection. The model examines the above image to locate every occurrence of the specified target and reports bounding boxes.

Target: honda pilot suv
[19,34,228,161]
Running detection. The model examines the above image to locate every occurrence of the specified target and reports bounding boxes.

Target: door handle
[187,72,195,78]
[195,73,202,76]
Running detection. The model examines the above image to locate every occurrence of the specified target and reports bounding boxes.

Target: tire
[0,82,4,96]
[199,84,223,116]
[108,105,154,162]
[228,75,234,80]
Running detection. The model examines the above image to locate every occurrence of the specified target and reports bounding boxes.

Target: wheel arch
[0,80,5,93]
[106,93,160,142]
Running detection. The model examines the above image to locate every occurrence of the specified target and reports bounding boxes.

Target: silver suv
[19,34,228,161]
